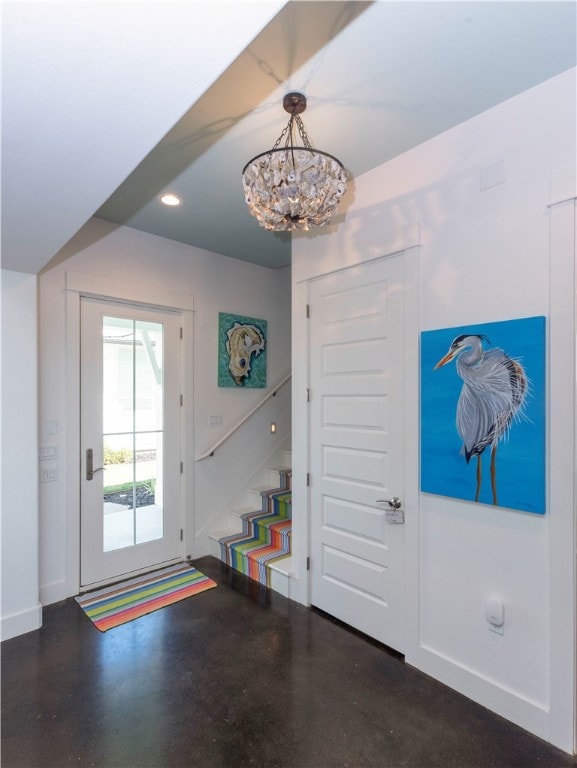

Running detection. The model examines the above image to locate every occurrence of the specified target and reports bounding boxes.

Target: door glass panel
[134,321,163,432]
[102,316,164,553]
[135,432,163,545]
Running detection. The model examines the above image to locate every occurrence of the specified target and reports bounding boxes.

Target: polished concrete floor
[2,556,576,768]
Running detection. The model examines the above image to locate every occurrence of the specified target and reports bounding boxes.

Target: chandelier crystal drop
[242,92,347,232]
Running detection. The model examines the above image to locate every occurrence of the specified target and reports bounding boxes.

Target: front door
[80,298,182,587]
[309,255,407,653]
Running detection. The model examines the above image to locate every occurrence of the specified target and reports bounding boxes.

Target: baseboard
[40,578,76,607]
[189,539,212,559]
[1,602,43,641]
[286,571,308,606]
[407,644,550,744]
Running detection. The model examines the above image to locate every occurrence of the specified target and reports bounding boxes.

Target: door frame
[290,245,420,649]
[63,271,195,596]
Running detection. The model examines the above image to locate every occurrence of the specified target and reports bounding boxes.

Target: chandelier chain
[292,115,313,149]
[271,114,313,151]
[271,121,291,151]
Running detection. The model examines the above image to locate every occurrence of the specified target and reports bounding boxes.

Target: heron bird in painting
[434,334,528,505]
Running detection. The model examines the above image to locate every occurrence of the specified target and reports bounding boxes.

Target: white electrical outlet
[480,159,506,191]
[486,597,505,635]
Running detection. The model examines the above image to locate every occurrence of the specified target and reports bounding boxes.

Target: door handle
[376,496,402,509]
[86,448,105,481]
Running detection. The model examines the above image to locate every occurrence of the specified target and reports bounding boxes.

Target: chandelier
[241,92,347,232]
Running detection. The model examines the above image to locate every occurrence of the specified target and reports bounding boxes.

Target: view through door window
[102,316,164,552]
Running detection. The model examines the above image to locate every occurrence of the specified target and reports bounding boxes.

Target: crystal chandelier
[242,92,347,232]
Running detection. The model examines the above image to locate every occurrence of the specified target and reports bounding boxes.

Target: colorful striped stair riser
[218,470,291,587]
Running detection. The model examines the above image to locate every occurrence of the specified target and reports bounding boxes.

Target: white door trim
[66,270,194,312]
[62,273,194,600]
[548,194,577,752]
[399,248,420,659]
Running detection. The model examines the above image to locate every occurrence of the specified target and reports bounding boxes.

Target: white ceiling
[1,1,286,274]
[2,1,576,274]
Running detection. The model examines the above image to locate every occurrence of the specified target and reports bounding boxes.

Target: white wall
[38,218,291,604]
[1,270,43,640]
[291,69,576,751]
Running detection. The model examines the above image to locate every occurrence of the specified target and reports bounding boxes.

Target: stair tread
[268,555,292,574]
[230,506,260,518]
[209,527,239,540]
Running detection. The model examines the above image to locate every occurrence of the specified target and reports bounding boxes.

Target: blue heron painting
[420,317,545,514]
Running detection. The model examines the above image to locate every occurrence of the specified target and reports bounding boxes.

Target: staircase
[208,453,293,597]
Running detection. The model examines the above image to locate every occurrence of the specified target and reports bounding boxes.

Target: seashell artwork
[218,312,267,388]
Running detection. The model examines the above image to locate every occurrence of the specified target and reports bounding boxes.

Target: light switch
[39,445,58,460]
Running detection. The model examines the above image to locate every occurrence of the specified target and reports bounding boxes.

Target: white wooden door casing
[309,256,406,652]
[80,298,182,587]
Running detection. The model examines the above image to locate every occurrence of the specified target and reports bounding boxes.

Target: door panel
[80,298,182,587]
[309,256,406,652]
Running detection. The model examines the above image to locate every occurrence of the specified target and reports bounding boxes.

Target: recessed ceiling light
[159,193,182,207]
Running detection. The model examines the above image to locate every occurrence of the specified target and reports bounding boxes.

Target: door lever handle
[86,448,105,481]
[376,496,402,509]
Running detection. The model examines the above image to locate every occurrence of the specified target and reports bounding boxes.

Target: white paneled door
[309,255,407,653]
[80,298,182,587]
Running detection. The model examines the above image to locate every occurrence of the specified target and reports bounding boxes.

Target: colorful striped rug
[75,563,217,632]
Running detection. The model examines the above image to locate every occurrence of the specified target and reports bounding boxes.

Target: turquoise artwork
[420,316,546,514]
[218,312,267,388]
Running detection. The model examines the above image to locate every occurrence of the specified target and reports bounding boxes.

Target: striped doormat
[75,563,217,632]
